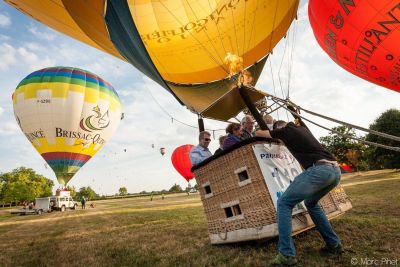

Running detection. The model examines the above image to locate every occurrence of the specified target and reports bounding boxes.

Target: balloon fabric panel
[128,0,299,84]
[309,0,400,92]
[171,145,195,182]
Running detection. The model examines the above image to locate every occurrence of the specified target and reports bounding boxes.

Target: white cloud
[25,42,41,51]
[0,42,55,72]
[0,43,17,70]
[17,47,54,71]
[28,24,56,41]
[0,106,3,117]
[0,121,19,135]
[0,13,11,27]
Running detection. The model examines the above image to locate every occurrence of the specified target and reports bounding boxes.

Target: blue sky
[0,1,399,195]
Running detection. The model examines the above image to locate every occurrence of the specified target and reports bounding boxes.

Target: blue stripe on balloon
[26,70,118,96]
[47,159,87,167]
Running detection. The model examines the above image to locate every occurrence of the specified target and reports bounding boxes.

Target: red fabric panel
[42,152,92,161]
[309,0,400,92]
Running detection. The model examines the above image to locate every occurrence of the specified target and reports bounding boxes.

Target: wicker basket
[192,138,352,244]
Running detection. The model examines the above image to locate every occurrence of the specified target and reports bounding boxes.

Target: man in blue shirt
[189,131,213,166]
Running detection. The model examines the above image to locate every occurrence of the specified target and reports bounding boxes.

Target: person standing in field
[81,196,86,209]
[256,106,344,266]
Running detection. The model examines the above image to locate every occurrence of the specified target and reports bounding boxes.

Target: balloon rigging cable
[270,96,400,152]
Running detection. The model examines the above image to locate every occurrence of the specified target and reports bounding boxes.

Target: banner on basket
[253,143,306,215]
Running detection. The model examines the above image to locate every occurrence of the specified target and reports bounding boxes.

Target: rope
[271,96,400,143]
[144,84,225,133]
[298,106,400,143]
[270,100,400,152]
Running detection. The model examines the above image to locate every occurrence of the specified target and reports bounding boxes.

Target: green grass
[0,171,399,267]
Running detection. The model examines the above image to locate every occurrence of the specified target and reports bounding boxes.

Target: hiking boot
[320,243,344,256]
[268,252,297,266]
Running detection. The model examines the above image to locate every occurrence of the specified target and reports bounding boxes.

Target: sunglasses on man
[204,138,211,141]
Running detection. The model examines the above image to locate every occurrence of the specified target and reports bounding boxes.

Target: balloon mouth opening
[56,173,75,185]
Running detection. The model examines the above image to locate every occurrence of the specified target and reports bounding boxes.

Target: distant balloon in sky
[13,67,123,185]
[171,145,195,182]
[160,148,166,156]
[309,0,400,93]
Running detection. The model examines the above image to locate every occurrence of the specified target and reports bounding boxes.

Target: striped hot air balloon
[12,67,123,185]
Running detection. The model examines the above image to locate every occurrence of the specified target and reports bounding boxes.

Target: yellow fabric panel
[15,83,122,112]
[130,0,299,84]
[61,0,125,60]
[34,137,102,156]
[4,0,124,61]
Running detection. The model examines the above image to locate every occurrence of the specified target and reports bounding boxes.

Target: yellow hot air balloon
[12,67,123,185]
[6,0,299,121]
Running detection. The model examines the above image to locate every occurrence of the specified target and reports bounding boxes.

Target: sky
[0,1,399,195]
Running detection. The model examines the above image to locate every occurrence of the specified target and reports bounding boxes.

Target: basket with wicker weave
[192,137,352,244]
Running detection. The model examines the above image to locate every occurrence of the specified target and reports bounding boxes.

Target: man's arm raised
[255,130,272,138]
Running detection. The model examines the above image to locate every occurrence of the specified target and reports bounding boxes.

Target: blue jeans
[277,164,342,256]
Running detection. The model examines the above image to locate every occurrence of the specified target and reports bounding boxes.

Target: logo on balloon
[80,105,110,132]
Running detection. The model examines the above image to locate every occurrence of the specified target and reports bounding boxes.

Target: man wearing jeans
[256,108,344,266]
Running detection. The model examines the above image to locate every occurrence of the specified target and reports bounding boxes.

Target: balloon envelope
[6,0,299,120]
[13,67,123,185]
[309,0,400,92]
[171,145,195,182]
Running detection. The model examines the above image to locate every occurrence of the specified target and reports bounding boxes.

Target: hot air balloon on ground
[5,0,299,125]
[309,0,400,93]
[171,145,195,183]
[13,67,123,185]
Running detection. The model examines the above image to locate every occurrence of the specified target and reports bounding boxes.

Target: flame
[224,53,243,77]
[224,53,254,87]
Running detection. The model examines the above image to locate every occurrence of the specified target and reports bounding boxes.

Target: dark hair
[218,135,227,145]
[226,123,241,134]
[273,120,287,130]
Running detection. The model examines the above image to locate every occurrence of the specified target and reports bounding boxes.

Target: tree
[119,187,128,196]
[365,109,400,169]
[193,183,199,191]
[169,183,183,193]
[66,185,77,199]
[77,186,98,201]
[319,126,368,170]
[0,167,54,203]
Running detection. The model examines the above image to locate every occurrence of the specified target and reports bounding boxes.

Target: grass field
[0,170,399,267]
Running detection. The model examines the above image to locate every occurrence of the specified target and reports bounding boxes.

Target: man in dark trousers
[257,106,344,266]
[81,196,86,210]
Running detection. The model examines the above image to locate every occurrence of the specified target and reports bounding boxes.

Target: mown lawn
[0,170,399,267]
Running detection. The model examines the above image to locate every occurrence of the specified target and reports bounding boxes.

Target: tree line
[319,109,400,170]
[0,169,197,206]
